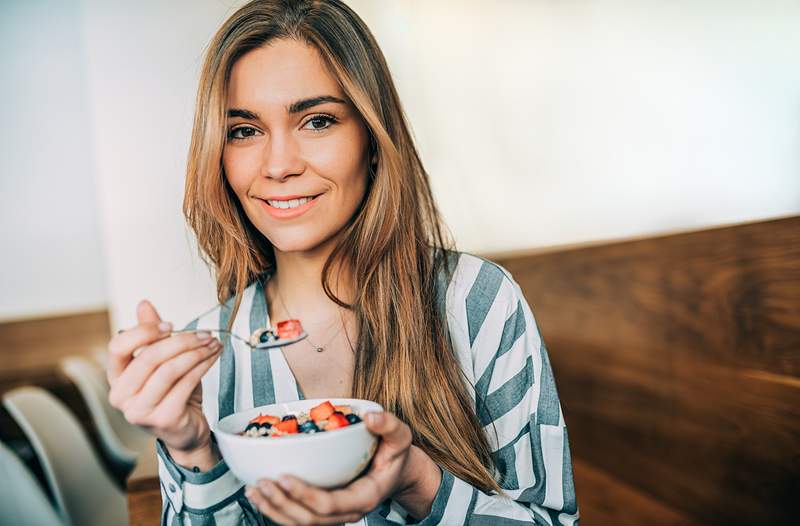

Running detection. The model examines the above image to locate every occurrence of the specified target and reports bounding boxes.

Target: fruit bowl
[214,398,382,487]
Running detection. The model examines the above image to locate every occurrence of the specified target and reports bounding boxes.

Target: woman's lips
[258,194,321,219]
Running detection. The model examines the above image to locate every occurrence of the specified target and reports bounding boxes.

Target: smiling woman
[223,40,371,254]
[105,1,578,525]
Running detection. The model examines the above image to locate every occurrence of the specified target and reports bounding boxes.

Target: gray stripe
[475,299,527,399]
[415,468,454,526]
[531,507,554,525]
[218,299,236,419]
[520,419,547,506]
[561,427,578,515]
[464,485,479,525]
[240,498,268,525]
[470,514,542,526]
[466,260,505,346]
[161,488,171,526]
[182,487,248,515]
[434,248,460,324]
[249,279,275,407]
[547,509,563,526]
[185,510,217,526]
[536,328,561,426]
[491,422,531,490]
[155,439,184,484]
[478,355,533,426]
[175,456,231,485]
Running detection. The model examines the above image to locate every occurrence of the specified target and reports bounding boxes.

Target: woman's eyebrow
[226,95,347,120]
[287,95,347,114]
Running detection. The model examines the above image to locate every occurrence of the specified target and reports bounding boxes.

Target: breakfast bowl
[214,398,382,487]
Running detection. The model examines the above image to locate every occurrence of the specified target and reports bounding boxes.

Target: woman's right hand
[106,300,223,467]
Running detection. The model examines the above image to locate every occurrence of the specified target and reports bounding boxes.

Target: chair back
[0,440,64,526]
[2,386,128,526]
[60,356,156,480]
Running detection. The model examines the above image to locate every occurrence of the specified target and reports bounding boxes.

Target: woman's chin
[269,234,332,256]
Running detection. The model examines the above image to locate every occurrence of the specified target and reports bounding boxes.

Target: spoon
[171,327,308,350]
[120,322,308,352]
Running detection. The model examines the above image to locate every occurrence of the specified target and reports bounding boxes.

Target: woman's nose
[260,131,304,180]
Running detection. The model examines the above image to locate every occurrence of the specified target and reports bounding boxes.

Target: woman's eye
[303,114,337,132]
[227,126,259,141]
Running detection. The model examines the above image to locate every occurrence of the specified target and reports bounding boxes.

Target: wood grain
[128,476,162,526]
[0,309,110,376]
[494,216,800,526]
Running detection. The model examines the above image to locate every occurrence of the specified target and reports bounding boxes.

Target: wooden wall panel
[493,216,800,526]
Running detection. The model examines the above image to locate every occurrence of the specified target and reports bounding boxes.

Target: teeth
[267,196,313,209]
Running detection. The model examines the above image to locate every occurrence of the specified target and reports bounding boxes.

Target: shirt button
[168,483,177,493]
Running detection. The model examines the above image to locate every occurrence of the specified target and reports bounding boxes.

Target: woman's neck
[269,236,353,319]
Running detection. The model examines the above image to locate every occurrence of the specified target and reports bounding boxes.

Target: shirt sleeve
[415,264,579,525]
[156,438,267,525]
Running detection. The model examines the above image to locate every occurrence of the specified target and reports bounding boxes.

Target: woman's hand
[106,300,223,468]
[245,411,442,525]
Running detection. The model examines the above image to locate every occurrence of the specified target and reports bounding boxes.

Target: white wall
[351,0,800,251]
[0,0,106,321]
[78,0,234,329]
[4,0,799,326]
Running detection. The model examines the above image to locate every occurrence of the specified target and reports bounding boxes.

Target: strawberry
[324,412,350,430]
[274,418,299,434]
[333,405,352,415]
[310,401,336,423]
[276,319,303,339]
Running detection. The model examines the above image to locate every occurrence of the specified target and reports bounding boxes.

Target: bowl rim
[213,397,383,445]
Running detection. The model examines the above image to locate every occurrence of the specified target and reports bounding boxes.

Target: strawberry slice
[274,419,299,434]
[333,405,352,415]
[276,319,303,339]
[310,401,336,423]
[324,412,350,430]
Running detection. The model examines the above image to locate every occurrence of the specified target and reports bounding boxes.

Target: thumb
[365,412,411,448]
[137,299,163,325]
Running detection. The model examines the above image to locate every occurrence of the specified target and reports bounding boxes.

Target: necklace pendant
[315,346,324,353]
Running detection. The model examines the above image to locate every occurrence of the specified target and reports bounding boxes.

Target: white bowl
[214,398,382,487]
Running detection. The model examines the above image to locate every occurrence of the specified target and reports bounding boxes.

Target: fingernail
[210,340,223,351]
[196,331,212,341]
[158,322,172,333]
[278,477,293,491]
[259,481,273,497]
[367,412,383,426]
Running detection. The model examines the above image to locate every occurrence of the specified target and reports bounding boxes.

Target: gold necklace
[274,281,345,353]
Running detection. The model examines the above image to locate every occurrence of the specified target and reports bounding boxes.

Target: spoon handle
[170,328,308,350]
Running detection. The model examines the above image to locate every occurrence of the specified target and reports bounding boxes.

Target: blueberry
[298,421,319,434]
[245,422,260,432]
[282,414,297,421]
[259,330,276,343]
[345,414,361,424]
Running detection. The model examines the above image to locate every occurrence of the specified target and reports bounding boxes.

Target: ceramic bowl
[214,398,382,487]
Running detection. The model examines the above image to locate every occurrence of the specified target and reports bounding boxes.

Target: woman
[106,1,578,524]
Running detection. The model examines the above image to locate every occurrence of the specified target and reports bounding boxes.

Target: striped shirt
[156,251,579,525]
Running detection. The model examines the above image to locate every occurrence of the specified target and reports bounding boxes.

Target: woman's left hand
[245,411,441,525]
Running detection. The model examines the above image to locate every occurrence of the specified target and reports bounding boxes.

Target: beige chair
[60,355,157,482]
[2,386,128,526]
[0,440,64,526]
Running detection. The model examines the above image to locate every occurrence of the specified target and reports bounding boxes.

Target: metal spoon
[171,328,308,350]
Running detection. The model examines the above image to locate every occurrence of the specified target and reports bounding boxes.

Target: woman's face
[223,38,371,255]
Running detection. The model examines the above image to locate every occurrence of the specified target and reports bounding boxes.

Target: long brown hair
[183,0,501,494]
